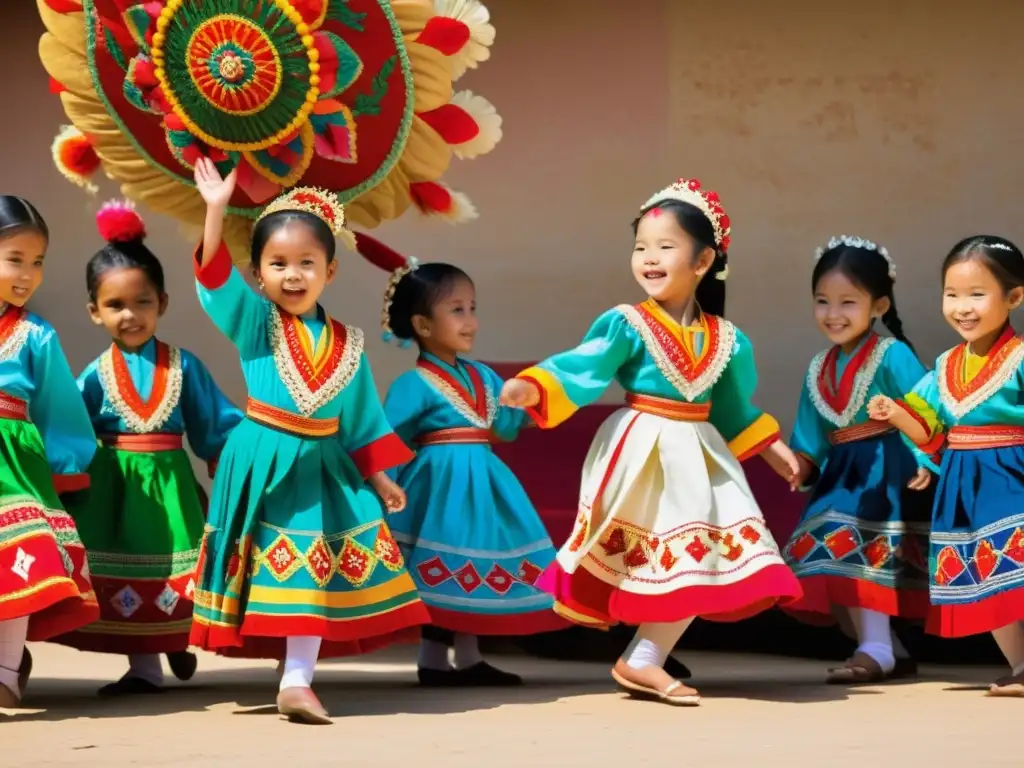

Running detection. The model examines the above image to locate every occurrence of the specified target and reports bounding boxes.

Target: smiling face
[255,220,337,316]
[813,269,890,350]
[0,229,47,307]
[943,256,1023,347]
[412,277,478,356]
[88,267,167,350]
[630,208,714,313]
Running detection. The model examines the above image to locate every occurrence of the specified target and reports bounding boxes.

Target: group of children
[1,166,1023,723]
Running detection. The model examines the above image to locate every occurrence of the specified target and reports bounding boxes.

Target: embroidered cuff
[350,432,415,478]
[517,367,576,429]
[52,472,89,494]
[194,241,233,290]
[729,413,781,461]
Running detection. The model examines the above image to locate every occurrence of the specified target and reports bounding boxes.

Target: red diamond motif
[624,543,649,569]
[417,556,452,587]
[660,545,678,571]
[720,534,744,562]
[863,536,892,569]
[740,525,761,544]
[1003,528,1024,564]
[601,528,628,556]
[453,562,482,593]
[337,538,375,586]
[305,539,334,587]
[374,527,404,571]
[484,564,515,594]
[789,533,816,562]
[517,560,542,585]
[824,527,858,560]
[685,535,710,563]
[974,539,999,582]
[266,537,299,577]
[935,545,966,586]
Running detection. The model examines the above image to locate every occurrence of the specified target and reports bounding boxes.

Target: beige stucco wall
[3,0,1022,433]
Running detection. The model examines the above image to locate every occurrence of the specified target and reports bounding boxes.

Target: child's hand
[368,473,406,512]
[907,467,932,491]
[867,395,896,421]
[500,379,541,408]
[761,440,801,488]
[790,454,816,492]
[194,157,237,210]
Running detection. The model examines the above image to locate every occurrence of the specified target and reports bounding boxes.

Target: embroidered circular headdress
[815,235,896,281]
[39,0,503,263]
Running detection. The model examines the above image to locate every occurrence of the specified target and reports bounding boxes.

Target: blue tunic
[384,354,561,635]
[783,333,933,619]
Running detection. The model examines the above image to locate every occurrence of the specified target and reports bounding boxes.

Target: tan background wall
[3,0,1022,433]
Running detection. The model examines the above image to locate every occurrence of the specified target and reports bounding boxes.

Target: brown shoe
[0,683,19,709]
[276,686,332,724]
[987,670,1024,697]
[18,648,31,702]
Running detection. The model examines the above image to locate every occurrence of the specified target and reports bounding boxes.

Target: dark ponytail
[812,241,914,353]
[632,199,728,316]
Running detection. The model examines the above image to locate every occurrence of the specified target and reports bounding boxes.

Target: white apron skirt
[538,405,802,626]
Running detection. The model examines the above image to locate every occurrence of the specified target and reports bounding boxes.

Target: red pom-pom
[353,232,410,273]
[96,200,146,244]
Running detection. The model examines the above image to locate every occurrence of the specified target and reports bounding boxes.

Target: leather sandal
[826,651,888,684]
[276,686,332,724]
[987,670,1024,697]
[610,667,700,706]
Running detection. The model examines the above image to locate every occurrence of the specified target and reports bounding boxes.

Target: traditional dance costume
[384,353,564,635]
[0,303,98,701]
[897,325,1024,638]
[519,300,802,628]
[58,338,241,659]
[784,332,934,621]
[189,240,430,660]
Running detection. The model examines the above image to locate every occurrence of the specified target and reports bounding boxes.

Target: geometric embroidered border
[930,514,1024,603]
[415,555,544,595]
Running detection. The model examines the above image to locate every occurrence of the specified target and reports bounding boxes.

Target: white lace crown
[814,235,896,281]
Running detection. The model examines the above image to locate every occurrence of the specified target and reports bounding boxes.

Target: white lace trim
[416,364,496,429]
[0,305,31,364]
[937,341,1024,420]
[806,337,895,428]
[617,304,735,402]
[97,344,183,434]
[269,309,363,416]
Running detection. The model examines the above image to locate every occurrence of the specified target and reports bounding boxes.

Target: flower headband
[641,177,731,280]
[258,187,355,251]
[815,235,896,281]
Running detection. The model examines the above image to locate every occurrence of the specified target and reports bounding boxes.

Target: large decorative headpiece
[641,177,732,253]
[257,186,355,249]
[39,0,503,263]
[352,232,419,347]
[815,235,896,281]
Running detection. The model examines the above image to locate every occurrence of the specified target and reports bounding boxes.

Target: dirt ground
[2,643,1017,767]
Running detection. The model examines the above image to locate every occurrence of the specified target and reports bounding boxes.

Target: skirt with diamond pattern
[0,418,98,640]
[55,444,205,654]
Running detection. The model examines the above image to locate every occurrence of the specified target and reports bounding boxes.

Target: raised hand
[194,157,237,210]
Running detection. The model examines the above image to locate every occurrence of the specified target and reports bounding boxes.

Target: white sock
[417,639,451,671]
[991,622,1024,676]
[127,654,164,686]
[453,633,484,670]
[849,607,895,673]
[624,618,694,670]
[0,617,29,697]
[280,636,322,691]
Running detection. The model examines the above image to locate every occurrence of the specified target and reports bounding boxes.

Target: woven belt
[829,422,894,446]
[625,393,710,422]
[246,398,339,438]
[101,433,184,452]
[947,425,1024,450]
[0,391,28,422]
[416,427,493,446]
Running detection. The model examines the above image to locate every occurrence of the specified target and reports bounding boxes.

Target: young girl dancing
[784,236,934,684]
[869,235,1024,697]
[0,196,98,708]
[189,160,430,724]
[57,201,242,696]
[351,234,565,687]
[500,177,803,706]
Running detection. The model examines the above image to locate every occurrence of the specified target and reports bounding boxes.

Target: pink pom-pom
[96,200,146,243]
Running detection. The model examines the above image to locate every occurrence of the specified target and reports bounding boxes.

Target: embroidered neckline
[416,357,496,429]
[938,326,1023,419]
[806,334,893,427]
[0,304,29,363]
[98,340,183,433]
[618,303,735,401]
[269,306,362,415]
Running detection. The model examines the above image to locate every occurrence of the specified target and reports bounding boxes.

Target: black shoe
[890,657,918,679]
[417,667,461,687]
[664,655,692,680]
[98,676,165,697]
[18,647,32,698]
[455,661,523,687]
[167,651,198,682]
